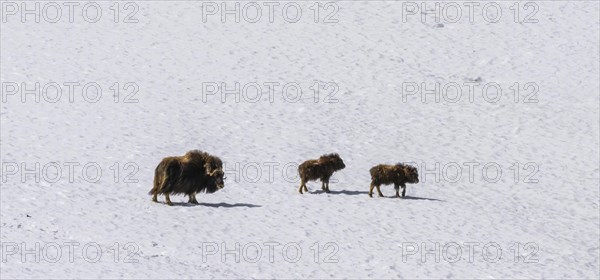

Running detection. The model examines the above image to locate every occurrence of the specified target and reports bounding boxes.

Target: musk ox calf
[298,153,345,194]
[149,150,225,206]
[369,163,419,198]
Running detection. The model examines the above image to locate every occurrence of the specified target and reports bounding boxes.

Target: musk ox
[149,150,225,206]
[369,163,419,198]
[298,153,346,194]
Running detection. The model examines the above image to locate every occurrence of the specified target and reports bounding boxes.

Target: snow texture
[1,1,599,278]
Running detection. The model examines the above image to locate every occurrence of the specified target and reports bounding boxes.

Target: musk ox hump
[320,153,340,160]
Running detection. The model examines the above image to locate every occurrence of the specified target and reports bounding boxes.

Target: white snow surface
[1,1,599,279]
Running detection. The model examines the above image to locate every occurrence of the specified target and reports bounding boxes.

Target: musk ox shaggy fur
[149,150,225,206]
[298,153,346,194]
[369,163,419,198]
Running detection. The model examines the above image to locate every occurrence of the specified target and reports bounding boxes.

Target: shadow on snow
[159,202,262,208]
[311,189,370,196]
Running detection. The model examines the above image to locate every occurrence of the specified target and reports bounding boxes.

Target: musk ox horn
[204,163,214,174]
[206,165,222,176]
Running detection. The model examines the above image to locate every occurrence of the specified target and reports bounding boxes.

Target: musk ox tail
[149,164,160,195]
[369,166,379,178]
[298,162,314,180]
[149,159,181,195]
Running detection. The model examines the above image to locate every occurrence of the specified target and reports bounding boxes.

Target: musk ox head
[402,164,419,183]
[203,159,224,190]
[203,157,223,174]
[321,153,346,171]
[210,169,225,190]
[202,169,225,193]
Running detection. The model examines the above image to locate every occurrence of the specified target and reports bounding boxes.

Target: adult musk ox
[149,150,225,206]
[298,153,345,194]
[369,163,419,198]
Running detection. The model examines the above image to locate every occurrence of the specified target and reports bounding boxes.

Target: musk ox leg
[165,193,173,206]
[299,180,305,194]
[368,183,375,197]
[394,184,401,198]
[402,186,407,197]
[322,177,331,193]
[321,181,326,191]
[188,194,198,204]
[376,185,384,197]
[152,193,158,203]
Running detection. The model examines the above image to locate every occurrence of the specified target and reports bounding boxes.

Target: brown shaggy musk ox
[369,163,419,198]
[298,153,346,194]
[149,150,225,205]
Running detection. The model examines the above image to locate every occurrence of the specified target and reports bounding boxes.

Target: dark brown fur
[149,150,225,205]
[369,163,419,198]
[298,153,345,194]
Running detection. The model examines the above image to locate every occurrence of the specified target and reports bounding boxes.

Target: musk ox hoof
[166,202,173,206]
[368,193,373,198]
[378,194,385,198]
